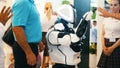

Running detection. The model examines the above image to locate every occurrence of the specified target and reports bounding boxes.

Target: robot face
[56,4,76,24]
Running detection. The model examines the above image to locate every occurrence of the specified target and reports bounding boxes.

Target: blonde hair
[44,2,53,20]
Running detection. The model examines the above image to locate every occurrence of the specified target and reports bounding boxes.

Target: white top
[90,26,97,43]
[103,17,120,38]
[0,1,13,68]
[41,14,57,32]
[0,23,5,40]
[0,2,5,68]
[0,22,5,68]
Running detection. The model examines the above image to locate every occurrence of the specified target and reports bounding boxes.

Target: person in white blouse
[40,2,57,68]
[97,0,120,68]
[0,6,12,68]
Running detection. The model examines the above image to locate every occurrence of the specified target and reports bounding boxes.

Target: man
[12,0,42,68]
[0,6,12,68]
[90,20,97,46]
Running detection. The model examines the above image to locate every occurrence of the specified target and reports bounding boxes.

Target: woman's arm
[101,24,113,56]
[108,39,120,52]
[112,39,120,49]
[101,24,106,50]
[98,7,120,20]
[101,24,109,55]
[106,39,120,56]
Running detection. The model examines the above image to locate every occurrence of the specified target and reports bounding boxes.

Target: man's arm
[0,6,12,25]
[12,26,36,66]
[98,7,120,20]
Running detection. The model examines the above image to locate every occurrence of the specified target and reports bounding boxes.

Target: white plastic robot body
[56,4,75,23]
[47,22,80,46]
[46,4,94,48]
[46,4,80,46]
[75,11,93,33]
[46,4,93,65]
[46,23,81,65]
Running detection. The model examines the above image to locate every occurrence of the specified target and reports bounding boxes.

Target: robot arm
[75,11,93,38]
[47,23,70,46]
[46,4,85,52]
[47,23,80,46]
[48,30,71,46]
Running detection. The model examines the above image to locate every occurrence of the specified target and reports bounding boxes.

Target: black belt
[105,38,119,42]
[28,43,39,45]
[105,38,120,47]
[15,42,39,46]
[54,63,75,68]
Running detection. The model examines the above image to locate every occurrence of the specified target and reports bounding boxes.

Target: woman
[0,6,12,68]
[97,0,120,68]
[40,2,57,68]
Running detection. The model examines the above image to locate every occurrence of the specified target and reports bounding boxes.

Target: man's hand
[38,42,44,52]
[98,7,110,17]
[26,52,36,66]
[0,6,13,25]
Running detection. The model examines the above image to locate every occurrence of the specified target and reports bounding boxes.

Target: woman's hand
[103,46,109,55]
[98,7,110,18]
[103,46,114,56]
[0,6,13,25]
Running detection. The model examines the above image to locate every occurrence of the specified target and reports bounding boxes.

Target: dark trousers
[52,63,75,68]
[12,42,38,68]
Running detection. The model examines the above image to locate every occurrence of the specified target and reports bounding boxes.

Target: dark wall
[74,0,90,27]
[74,0,90,68]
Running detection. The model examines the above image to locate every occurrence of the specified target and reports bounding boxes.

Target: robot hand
[83,11,93,21]
[75,11,93,38]
[75,18,88,38]
[69,33,82,52]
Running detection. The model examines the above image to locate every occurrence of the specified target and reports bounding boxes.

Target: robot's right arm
[47,30,71,46]
[46,23,80,46]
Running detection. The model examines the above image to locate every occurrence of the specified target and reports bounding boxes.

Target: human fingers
[30,58,36,66]
[8,14,13,20]
[6,7,11,15]
[27,58,35,66]
[103,49,111,56]
[27,56,36,66]
[1,6,6,13]
[98,7,103,12]
[5,7,11,14]
[99,14,103,16]
[98,7,106,14]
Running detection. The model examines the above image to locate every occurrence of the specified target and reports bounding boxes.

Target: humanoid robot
[46,4,93,68]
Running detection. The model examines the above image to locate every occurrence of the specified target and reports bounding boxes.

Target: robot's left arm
[75,11,93,38]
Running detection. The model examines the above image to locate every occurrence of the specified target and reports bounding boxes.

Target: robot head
[56,4,77,24]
